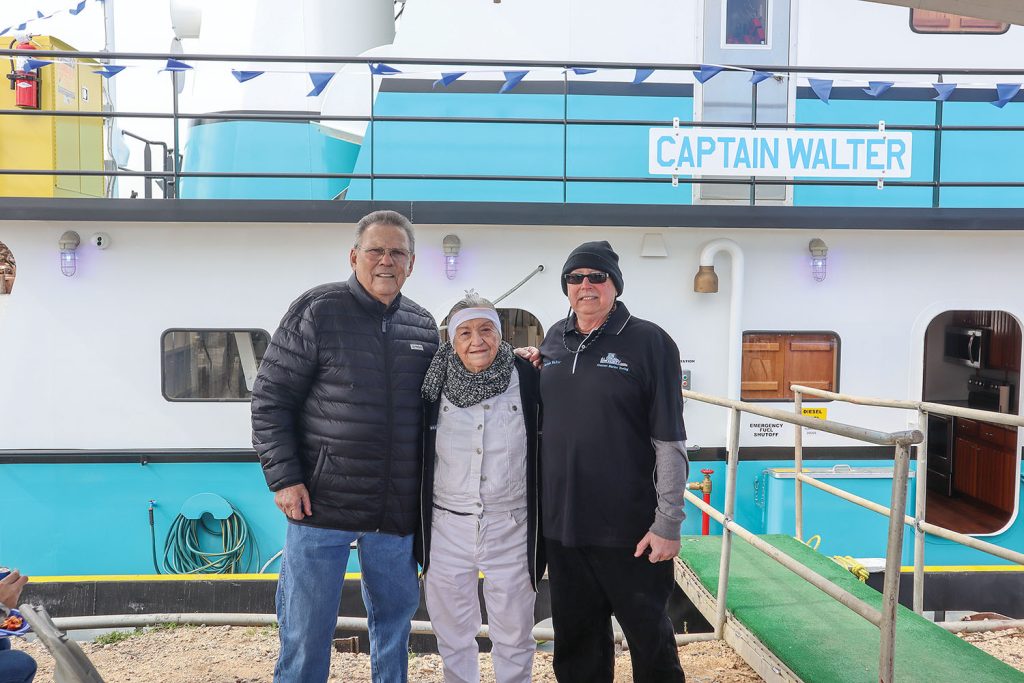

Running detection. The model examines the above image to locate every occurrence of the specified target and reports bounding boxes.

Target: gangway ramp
[676,534,1024,682]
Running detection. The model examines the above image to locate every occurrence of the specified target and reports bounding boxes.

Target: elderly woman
[417,292,543,683]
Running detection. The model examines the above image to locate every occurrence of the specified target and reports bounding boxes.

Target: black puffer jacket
[252,274,439,534]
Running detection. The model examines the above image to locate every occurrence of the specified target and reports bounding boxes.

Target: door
[702,0,791,202]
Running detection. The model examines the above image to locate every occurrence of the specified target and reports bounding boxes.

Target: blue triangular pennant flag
[164,58,193,72]
[307,72,334,97]
[432,71,465,88]
[571,68,597,75]
[69,1,88,16]
[92,65,126,79]
[16,23,27,31]
[499,70,528,93]
[992,83,1021,109]
[863,81,893,97]
[808,78,833,104]
[932,83,956,102]
[369,63,401,75]
[693,64,724,84]
[750,71,773,85]
[231,70,264,83]
[632,68,654,85]
[22,58,52,71]
[36,11,46,18]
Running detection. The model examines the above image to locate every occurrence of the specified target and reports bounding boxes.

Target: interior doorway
[921,310,1021,534]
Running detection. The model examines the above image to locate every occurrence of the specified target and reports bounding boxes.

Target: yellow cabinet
[0,36,104,198]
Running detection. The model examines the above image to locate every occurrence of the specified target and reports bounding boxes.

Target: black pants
[546,538,685,683]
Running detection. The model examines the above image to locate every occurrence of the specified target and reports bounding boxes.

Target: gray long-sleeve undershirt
[650,439,690,540]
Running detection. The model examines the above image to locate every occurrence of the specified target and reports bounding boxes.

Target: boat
[2,0,1024,631]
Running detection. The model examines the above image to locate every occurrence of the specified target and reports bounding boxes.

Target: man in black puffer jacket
[252,210,439,683]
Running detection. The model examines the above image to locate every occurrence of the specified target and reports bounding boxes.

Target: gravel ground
[14,624,1024,681]
[13,624,761,682]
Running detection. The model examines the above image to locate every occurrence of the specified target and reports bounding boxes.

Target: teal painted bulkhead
[3,456,1020,576]
[1,461,350,577]
[174,83,1022,206]
[795,86,1024,208]
[179,120,360,200]
[345,85,696,204]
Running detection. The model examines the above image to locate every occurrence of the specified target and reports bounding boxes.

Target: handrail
[791,384,1024,428]
[677,393,918,682]
[681,389,921,445]
[5,48,1024,75]
[4,51,1024,202]
[790,382,1024,621]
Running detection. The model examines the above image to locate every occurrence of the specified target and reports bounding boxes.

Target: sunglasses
[563,272,609,285]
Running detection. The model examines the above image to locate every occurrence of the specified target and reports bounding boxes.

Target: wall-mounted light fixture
[442,234,461,280]
[58,230,80,277]
[809,238,828,282]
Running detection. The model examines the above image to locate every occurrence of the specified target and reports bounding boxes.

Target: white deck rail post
[714,407,742,637]
[878,439,914,683]
[794,390,804,541]
[913,408,928,614]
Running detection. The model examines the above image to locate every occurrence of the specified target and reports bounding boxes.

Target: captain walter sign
[649,128,912,178]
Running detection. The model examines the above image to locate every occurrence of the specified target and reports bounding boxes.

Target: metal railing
[3,49,1024,204]
[791,384,1024,628]
[679,388,921,683]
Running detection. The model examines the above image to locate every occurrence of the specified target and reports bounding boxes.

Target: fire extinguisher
[7,38,40,110]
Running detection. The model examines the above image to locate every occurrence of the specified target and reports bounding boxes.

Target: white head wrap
[448,307,502,336]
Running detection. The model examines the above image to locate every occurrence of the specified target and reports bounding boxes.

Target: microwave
[944,326,987,368]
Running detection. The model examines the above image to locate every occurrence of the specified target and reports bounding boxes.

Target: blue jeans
[273,524,420,683]
[0,638,36,683]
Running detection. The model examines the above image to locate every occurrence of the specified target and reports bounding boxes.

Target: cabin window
[741,331,839,401]
[910,10,1008,34]
[725,0,768,46]
[0,242,14,295]
[162,329,270,401]
[441,308,545,348]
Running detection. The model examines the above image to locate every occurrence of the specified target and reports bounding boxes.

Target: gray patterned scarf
[421,340,516,407]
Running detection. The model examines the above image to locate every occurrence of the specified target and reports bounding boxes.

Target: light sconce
[58,230,80,277]
[442,234,461,280]
[809,238,828,282]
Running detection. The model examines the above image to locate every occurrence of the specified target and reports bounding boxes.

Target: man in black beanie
[538,240,689,682]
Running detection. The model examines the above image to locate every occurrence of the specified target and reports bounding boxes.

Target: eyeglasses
[563,272,609,285]
[360,246,411,263]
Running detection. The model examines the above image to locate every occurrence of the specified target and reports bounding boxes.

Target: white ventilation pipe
[696,239,745,453]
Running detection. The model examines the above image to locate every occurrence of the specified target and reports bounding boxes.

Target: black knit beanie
[560,240,623,295]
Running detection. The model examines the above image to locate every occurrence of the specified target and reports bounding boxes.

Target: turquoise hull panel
[180,121,359,200]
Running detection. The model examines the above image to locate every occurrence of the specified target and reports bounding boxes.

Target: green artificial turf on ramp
[679,534,1024,682]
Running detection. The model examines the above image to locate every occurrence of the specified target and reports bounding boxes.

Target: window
[910,9,1008,34]
[741,332,839,401]
[725,0,768,46]
[0,241,14,295]
[441,308,544,348]
[162,329,270,401]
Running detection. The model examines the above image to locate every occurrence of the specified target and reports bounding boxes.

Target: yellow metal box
[0,35,104,198]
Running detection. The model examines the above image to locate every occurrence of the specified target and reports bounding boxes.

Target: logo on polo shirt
[597,352,629,371]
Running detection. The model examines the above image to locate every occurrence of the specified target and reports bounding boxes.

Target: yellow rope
[798,535,869,582]
[830,555,870,583]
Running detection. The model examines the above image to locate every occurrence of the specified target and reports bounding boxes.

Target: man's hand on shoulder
[514,346,542,369]
[634,531,681,563]
[275,483,312,521]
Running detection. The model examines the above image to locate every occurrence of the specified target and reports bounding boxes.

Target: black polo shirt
[539,302,686,548]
